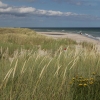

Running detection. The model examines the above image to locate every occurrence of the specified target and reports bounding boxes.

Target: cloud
[0,1,99,21]
[0,6,80,18]
[0,6,36,17]
[0,1,8,7]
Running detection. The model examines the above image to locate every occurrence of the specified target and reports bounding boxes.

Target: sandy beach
[37,32,100,44]
[37,32,100,51]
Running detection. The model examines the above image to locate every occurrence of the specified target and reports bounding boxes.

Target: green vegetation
[0,28,100,100]
[70,74,100,100]
[80,41,96,51]
[0,28,76,55]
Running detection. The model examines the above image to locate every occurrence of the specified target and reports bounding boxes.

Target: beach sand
[37,32,100,51]
[37,32,99,44]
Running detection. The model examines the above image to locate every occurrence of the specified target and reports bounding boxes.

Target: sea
[27,27,100,41]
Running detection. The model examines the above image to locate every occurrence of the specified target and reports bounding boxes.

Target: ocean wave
[84,33,100,41]
[84,33,94,38]
[77,31,82,34]
[62,30,65,31]
[95,37,100,40]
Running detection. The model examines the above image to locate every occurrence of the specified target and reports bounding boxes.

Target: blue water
[27,27,100,41]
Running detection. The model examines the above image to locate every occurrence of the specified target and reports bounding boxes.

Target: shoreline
[37,32,100,45]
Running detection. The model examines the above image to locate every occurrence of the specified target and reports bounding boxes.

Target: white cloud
[0,1,99,21]
[0,2,78,17]
[47,10,63,16]
[19,7,36,13]
[35,9,47,15]
[35,10,63,16]
[0,6,36,17]
[0,1,7,7]
[5,7,78,17]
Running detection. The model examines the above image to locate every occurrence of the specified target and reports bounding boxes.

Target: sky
[0,0,100,27]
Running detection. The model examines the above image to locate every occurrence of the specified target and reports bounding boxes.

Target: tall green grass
[0,28,77,56]
[0,28,100,100]
[0,47,100,100]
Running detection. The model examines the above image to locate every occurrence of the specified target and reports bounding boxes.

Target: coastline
[37,32,100,44]
[37,32,100,52]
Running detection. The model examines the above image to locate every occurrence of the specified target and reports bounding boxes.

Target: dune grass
[0,28,100,100]
[0,28,77,57]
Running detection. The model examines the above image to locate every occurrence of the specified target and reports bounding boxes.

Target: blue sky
[0,0,100,27]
